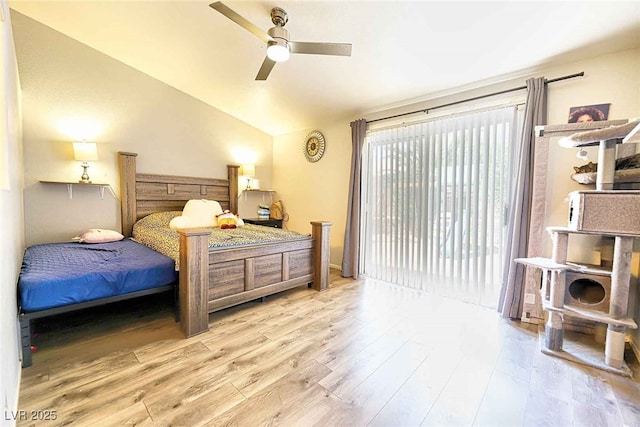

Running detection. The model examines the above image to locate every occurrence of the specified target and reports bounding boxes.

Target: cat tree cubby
[517,119,640,377]
[517,227,637,376]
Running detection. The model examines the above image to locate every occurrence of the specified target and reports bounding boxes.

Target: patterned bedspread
[132,211,309,270]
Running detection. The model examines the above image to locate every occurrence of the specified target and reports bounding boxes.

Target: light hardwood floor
[17,270,640,426]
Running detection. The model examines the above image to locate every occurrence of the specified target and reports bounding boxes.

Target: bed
[17,152,330,367]
[18,238,178,367]
[118,152,331,337]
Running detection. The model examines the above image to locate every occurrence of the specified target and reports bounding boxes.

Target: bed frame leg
[19,315,32,368]
[311,221,332,291]
[178,228,212,337]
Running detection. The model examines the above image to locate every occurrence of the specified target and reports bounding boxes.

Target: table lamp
[239,163,255,190]
[73,141,98,183]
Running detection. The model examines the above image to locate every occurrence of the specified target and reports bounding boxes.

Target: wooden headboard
[118,152,239,237]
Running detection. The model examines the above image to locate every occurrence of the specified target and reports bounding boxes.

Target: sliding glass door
[361,106,521,307]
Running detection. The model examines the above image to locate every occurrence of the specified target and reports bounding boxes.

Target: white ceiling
[9,1,640,136]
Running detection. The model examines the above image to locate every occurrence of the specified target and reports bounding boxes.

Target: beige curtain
[498,77,547,318]
[342,119,367,278]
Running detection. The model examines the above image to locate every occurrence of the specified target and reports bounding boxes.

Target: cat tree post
[597,139,617,190]
[545,230,568,351]
[605,236,634,368]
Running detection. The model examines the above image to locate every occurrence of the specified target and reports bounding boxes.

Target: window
[361,106,521,306]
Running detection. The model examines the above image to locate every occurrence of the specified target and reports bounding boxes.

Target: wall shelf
[39,180,114,200]
[239,188,276,203]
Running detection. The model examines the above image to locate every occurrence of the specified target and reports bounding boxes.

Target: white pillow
[169,216,201,230]
[169,199,223,229]
[76,229,124,243]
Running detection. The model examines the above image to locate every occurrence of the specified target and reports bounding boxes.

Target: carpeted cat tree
[517,119,640,376]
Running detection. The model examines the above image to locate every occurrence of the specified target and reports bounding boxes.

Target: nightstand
[243,218,283,228]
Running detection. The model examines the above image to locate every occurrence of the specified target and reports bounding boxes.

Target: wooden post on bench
[311,221,332,291]
[227,165,239,214]
[178,228,212,337]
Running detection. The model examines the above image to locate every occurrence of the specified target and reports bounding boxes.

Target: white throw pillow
[169,199,223,229]
[169,216,200,230]
[76,229,124,243]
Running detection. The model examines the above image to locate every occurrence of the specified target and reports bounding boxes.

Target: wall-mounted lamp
[239,163,255,190]
[73,141,98,183]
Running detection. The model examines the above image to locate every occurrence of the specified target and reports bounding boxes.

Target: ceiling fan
[209,2,352,81]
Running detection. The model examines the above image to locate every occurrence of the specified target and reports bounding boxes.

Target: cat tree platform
[572,168,640,185]
[560,120,640,190]
[537,327,632,377]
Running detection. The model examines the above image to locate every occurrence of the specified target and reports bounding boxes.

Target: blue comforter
[18,238,177,312]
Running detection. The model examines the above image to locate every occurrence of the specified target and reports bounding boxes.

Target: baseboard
[14,367,21,417]
[4,367,22,427]
[4,316,24,427]
[330,264,342,271]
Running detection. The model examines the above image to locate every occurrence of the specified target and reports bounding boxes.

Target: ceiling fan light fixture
[267,39,290,62]
[210,2,352,81]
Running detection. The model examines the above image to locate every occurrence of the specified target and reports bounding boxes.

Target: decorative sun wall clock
[304,131,325,162]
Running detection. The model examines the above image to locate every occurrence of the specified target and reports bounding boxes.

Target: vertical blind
[361,106,520,306]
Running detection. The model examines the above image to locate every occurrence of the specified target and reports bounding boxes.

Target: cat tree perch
[559,120,640,190]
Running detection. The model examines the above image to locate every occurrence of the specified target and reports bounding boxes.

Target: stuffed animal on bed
[214,210,245,229]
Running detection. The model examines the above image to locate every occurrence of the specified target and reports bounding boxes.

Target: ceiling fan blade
[289,41,352,57]
[209,2,271,44]
[255,57,276,81]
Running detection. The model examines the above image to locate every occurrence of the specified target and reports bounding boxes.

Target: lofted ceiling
[9,1,640,136]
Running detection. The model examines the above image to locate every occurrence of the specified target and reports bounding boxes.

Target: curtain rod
[366,72,585,125]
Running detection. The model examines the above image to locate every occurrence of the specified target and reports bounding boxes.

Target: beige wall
[273,123,352,268]
[1,2,24,422]
[12,11,273,246]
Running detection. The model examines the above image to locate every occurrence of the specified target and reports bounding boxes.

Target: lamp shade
[73,142,98,161]
[240,163,255,177]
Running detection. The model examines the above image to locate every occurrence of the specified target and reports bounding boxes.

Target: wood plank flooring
[17,270,640,426]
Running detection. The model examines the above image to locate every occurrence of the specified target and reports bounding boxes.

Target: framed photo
[568,103,610,123]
